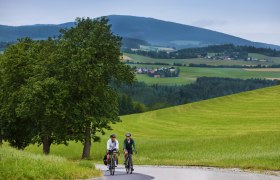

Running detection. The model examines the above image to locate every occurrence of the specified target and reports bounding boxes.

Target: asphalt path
[94,164,280,180]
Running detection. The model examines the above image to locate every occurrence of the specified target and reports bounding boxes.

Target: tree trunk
[82,126,91,159]
[42,136,52,155]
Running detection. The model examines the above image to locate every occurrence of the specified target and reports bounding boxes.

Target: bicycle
[108,150,119,175]
[125,150,136,174]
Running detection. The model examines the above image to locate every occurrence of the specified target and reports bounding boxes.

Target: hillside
[92,85,280,170]
[26,85,280,170]
[0,146,101,179]
[0,15,279,50]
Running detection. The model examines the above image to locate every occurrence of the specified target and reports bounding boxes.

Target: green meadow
[125,53,280,85]
[25,85,280,171]
[249,53,280,63]
[125,53,280,66]
[135,66,280,85]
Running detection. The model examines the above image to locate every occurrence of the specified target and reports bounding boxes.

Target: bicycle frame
[109,151,117,175]
[125,151,133,174]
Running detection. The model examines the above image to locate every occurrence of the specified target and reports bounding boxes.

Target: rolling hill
[26,85,280,170]
[96,85,280,169]
[0,15,279,50]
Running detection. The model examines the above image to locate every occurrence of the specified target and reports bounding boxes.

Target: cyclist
[107,134,119,168]
[123,132,136,171]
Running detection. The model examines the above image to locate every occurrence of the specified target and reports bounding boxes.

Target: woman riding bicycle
[107,134,119,168]
[123,132,137,171]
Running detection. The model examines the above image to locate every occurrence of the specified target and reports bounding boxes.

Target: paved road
[94,164,280,180]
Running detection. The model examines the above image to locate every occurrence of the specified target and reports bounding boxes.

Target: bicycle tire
[110,155,115,176]
[129,157,132,174]
[128,153,133,174]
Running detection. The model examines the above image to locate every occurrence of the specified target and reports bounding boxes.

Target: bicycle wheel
[110,157,114,175]
[129,156,132,174]
[125,157,129,174]
[129,154,133,174]
[109,163,113,175]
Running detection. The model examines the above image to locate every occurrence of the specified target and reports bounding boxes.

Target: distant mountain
[0,22,73,41]
[0,15,279,50]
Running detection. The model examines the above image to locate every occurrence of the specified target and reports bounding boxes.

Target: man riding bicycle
[107,134,119,168]
[123,132,136,171]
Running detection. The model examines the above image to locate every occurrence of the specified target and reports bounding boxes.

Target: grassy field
[0,146,101,179]
[136,74,194,85]
[125,53,280,85]
[249,53,280,63]
[125,53,280,66]
[180,67,280,79]
[25,85,280,171]
[134,65,280,85]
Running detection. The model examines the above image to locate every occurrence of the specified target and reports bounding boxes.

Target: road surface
[94,164,280,180]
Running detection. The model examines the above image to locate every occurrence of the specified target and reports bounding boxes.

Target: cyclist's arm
[123,140,127,150]
[116,140,119,151]
[106,140,110,151]
[133,140,136,150]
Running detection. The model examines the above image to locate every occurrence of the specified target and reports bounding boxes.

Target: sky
[1,0,280,45]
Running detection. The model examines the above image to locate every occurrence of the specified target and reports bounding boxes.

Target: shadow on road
[102,170,154,180]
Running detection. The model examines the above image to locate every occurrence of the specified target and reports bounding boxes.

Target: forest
[123,44,280,59]
[0,41,14,51]
[188,63,280,68]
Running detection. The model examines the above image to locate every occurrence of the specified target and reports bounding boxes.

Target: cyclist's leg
[113,151,117,166]
[106,151,111,168]
[107,151,110,164]
[124,149,128,164]
[130,152,134,171]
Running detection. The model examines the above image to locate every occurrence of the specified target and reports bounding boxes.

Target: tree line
[121,38,149,49]
[123,44,280,59]
[117,77,278,115]
[0,41,15,51]
[0,17,134,159]
[189,63,280,68]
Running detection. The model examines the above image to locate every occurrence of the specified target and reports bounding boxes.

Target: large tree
[0,38,76,153]
[0,38,38,149]
[57,17,134,159]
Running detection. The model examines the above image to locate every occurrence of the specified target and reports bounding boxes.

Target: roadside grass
[0,146,102,180]
[26,85,280,171]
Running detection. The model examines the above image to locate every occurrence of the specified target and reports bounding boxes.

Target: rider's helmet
[110,134,116,138]
[125,132,131,137]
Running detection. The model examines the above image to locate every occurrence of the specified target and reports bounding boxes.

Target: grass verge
[0,146,102,180]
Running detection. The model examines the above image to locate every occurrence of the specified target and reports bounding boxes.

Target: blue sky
[1,0,279,45]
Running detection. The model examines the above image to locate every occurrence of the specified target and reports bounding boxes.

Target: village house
[135,67,180,78]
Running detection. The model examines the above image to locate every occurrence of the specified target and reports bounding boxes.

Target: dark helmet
[110,134,116,138]
[125,132,131,137]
